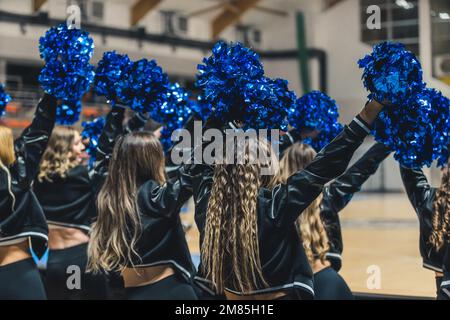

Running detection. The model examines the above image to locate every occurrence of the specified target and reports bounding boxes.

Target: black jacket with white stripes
[0,94,56,257]
[188,115,372,299]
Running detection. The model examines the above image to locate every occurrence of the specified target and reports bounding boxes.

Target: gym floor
[183,193,436,298]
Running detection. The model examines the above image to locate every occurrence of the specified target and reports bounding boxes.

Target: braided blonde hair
[202,137,274,294]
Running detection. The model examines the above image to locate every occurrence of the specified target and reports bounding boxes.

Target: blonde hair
[38,126,80,182]
[87,132,166,274]
[430,164,450,251]
[273,142,329,266]
[202,137,276,294]
[0,125,15,167]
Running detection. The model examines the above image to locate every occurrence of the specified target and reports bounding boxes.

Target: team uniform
[189,115,372,299]
[0,94,57,299]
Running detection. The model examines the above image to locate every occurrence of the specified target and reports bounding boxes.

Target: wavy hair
[0,125,15,167]
[38,126,80,182]
[87,131,166,274]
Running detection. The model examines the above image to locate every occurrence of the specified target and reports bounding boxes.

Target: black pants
[44,243,108,300]
[125,274,198,300]
[0,258,47,300]
[313,267,354,300]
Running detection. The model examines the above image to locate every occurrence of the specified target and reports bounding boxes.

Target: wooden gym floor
[182,193,437,298]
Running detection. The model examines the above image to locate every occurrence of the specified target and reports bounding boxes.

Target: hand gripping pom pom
[358,42,424,105]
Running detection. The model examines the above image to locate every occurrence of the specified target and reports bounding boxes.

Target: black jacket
[33,111,148,232]
[134,167,196,281]
[280,135,391,271]
[400,166,447,273]
[0,94,57,257]
[188,115,372,299]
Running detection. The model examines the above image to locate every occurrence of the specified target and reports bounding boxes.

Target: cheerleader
[189,100,384,300]
[400,161,450,300]
[0,94,57,299]
[87,108,197,300]
[274,141,390,299]
[33,112,148,300]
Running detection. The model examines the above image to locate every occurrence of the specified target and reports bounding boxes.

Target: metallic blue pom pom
[288,91,340,137]
[373,87,450,168]
[358,42,424,105]
[0,84,11,117]
[56,100,82,125]
[81,116,106,167]
[39,24,94,64]
[196,42,292,130]
[39,60,95,101]
[94,51,132,104]
[117,58,170,113]
[242,77,294,131]
[151,83,193,153]
[38,24,95,105]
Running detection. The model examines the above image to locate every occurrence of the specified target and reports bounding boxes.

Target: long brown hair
[87,131,166,274]
[430,163,450,250]
[38,126,79,182]
[202,137,277,294]
[273,142,329,266]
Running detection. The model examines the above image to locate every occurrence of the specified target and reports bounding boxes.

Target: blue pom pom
[94,51,132,104]
[304,122,344,152]
[39,60,95,101]
[39,24,94,64]
[151,83,193,153]
[0,84,11,117]
[56,100,82,125]
[81,116,105,167]
[117,58,169,113]
[242,77,294,131]
[288,91,340,133]
[373,87,450,168]
[358,42,424,105]
[38,24,95,103]
[196,42,292,130]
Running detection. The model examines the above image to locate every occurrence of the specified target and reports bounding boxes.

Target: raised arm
[322,142,391,215]
[273,100,383,225]
[399,165,434,214]
[91,105,125,191]
[10,94,57,186]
